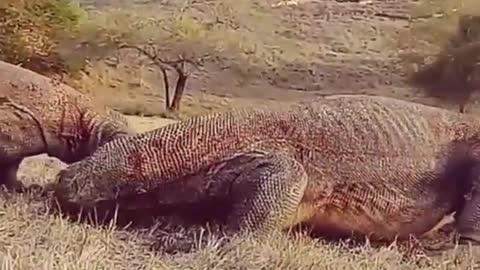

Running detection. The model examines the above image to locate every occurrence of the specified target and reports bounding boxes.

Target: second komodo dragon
[54,95,480,243]
[0,60,134,191]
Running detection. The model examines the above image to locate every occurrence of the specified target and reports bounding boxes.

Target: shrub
[408,0,480,113]
[0,0,85,76]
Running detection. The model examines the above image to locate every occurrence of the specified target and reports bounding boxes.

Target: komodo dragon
[53,94,480,243]
[0,60,134,191]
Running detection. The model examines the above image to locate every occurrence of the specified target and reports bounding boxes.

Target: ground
[2,0,480,269]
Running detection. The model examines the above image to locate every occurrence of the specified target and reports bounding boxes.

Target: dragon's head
[53,157,120,208]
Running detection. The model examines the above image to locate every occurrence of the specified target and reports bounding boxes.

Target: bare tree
[117,43,204,113]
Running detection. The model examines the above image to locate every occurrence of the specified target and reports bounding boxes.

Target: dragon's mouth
[52,173,97,210]
[54,173,77,195]
[52,185,107,216]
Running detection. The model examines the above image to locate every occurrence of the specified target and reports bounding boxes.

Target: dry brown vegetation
[401,0,480,113]
[3,0,480,269]
[0,0,86,77]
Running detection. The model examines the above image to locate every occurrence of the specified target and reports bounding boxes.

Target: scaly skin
[0,60,135,191]
[54,94,480,243]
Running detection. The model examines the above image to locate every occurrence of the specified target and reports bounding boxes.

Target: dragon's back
[299,95,480,186]
[100,106,298,182]
[313,95,476,153]
[94,95,480,187]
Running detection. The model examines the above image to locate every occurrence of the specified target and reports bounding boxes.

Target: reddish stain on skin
[127,152,145,181]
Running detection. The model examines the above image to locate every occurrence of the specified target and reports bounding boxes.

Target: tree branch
[161,68,170,108]
[116,42,201,113]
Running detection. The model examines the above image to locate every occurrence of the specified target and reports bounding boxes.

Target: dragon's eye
[55,171,64,184]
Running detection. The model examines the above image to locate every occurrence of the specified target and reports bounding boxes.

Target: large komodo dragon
[54,94,480,243]
[0,60,134,191]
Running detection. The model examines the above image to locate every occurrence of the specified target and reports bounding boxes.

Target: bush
[407,0,480,112]
[0,0,86,76]
[410,41,480,112]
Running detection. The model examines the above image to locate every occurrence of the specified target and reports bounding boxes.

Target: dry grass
[1,189,480,270]
[2,189,480,270]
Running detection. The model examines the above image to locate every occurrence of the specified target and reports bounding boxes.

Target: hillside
[69,0,425,116]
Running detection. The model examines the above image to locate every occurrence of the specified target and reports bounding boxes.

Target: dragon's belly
[300,203,450,241]
[284,178,456,241]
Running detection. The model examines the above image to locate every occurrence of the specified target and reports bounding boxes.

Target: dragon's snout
[52,165,114,208]
[53,169,81,203]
